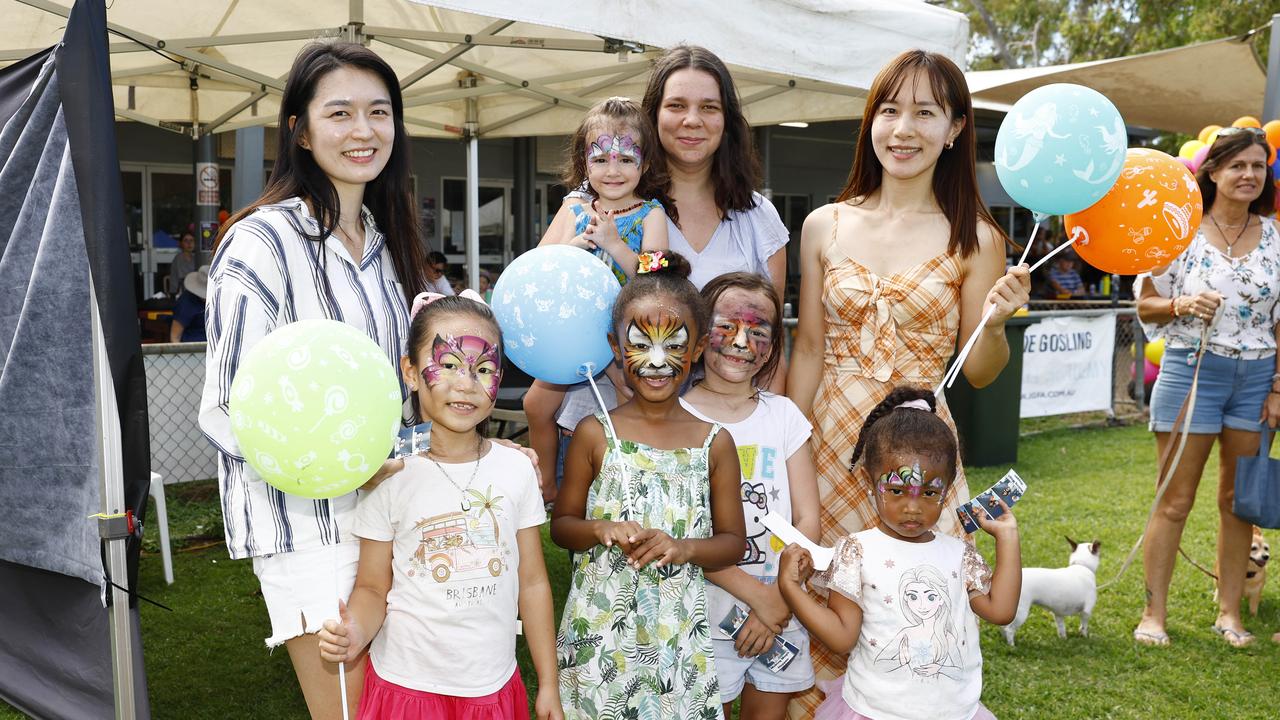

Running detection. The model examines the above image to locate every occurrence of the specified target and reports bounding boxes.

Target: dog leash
[1097,319,1214,592]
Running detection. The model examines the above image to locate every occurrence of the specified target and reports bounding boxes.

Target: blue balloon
[995,83,1126,217]
[491,245,620,384]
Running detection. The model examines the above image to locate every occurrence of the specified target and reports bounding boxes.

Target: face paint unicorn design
[422,334,503,401]
[877,462,946,504]
[587,133,642,166]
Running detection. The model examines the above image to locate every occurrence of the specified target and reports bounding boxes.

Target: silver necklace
[1209,212,1251,258]
[426,434,484,511]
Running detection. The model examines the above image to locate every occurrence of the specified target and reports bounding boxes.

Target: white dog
[1002,537,1100,646]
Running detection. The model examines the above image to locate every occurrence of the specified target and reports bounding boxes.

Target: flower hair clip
[637,251,669,274]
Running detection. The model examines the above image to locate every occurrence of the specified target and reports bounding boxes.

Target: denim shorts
[712,627,815,702]
[1148,347,1275,434]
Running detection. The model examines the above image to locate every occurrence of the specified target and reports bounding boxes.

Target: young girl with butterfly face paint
[776,386,1021,720]
[678,272,820,720]
[524,97,671,504]
[551,252,745,720]
[318,292,563,720]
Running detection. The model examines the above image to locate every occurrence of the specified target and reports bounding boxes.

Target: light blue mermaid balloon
[995,83,1126,218]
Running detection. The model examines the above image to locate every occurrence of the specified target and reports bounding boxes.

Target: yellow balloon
[1205,129,1221,147]
[1178,140,1205,160]
[1198,125,1222,144]
[1144,337,1166,367]
[1233,116,1262,129]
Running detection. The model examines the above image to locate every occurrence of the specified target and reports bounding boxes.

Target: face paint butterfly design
[587,133,642,166]
[877,462,946,504]
[421,334,503,401]
[740,481,768,511]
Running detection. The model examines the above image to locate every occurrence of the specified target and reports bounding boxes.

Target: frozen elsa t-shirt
[814,527,993,720]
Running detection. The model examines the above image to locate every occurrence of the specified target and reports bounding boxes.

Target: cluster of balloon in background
[224,82,1238,500]
[1178,116,1280,181]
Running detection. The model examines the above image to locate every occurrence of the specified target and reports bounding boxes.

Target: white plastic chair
[149,471,173,585]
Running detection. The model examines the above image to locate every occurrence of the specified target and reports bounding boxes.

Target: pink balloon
[1190,144,1210,173]
[1144,359,1160,384]
[1176,157,1195,171]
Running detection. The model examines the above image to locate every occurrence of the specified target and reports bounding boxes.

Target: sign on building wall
[1020,314,1115,418]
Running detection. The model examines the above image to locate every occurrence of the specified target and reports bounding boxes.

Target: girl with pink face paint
[681,272,821,720]
[525,97,671,504]
[318,293,563,720]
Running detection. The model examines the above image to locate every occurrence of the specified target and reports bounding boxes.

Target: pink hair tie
[409,288,489,321]
[896,399,932,412]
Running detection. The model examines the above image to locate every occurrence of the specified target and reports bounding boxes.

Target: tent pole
[91,279,135,720]
[465,99,480,292]
[1265,14,1280,121]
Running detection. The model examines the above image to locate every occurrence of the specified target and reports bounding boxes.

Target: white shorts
[713,627,815,702]
[251,541,361,648]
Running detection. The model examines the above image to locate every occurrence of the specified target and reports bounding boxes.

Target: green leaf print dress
[557,413,724,720]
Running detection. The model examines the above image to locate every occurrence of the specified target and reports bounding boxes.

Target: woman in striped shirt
[199,41,426,719]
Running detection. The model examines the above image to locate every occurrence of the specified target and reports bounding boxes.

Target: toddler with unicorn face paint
[524,97,672,503]
[777,386,1022,720]
[318,291,563,720]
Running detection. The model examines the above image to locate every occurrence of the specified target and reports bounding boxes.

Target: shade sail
[968,36,1267,135]
[1,0,967,138]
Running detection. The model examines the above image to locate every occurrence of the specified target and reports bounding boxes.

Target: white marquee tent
[2,0,969,288]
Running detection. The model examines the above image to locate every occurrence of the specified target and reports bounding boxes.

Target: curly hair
[849,385,957,486]
[611,251,708,337]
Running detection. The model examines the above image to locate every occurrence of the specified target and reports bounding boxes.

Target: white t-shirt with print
[351,444,545,696]
[681,392,811,635]
[814,528,993,720]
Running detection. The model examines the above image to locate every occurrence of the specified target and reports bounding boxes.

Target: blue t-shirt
[171,290,206,342]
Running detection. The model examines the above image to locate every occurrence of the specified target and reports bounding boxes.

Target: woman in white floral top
[1134,127,1280,648]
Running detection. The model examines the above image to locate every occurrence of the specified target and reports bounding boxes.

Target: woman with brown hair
[1133,126,1280,648]
[786,50,1030,716]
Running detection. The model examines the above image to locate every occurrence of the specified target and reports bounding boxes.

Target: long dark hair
[836,50,1004,259]
[562,97,670,208]
[849,385,957,486]
[1197,129,1276,216]
[640,45,761,227]
[699,272,783,388]
[216,41,426,303]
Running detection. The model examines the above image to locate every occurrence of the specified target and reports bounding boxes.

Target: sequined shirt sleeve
[962,544,993,596]
[813,535,863,603]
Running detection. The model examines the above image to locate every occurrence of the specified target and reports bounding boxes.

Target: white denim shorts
[251,541,361,648]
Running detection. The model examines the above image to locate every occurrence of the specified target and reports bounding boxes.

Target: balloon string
[579,362,634,525]
[936,220,1044,395]
[1026,233,1079,274]
[335,550,350,720]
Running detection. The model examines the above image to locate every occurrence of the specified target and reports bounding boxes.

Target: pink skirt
[813,677,997,720]
[357,661,531,720]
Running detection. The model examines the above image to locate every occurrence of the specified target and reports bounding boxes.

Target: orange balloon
[1066,148,1203,275]
[1198,124,1222,144]
[1266,120,1280,149]
[1233,116,1262,129]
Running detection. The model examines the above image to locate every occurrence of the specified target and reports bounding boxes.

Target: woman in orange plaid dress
[785,51,1031,718]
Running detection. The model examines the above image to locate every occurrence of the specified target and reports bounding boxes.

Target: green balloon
[229,319,402,499]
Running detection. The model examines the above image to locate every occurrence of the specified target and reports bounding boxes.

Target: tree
[949,0,1280,69]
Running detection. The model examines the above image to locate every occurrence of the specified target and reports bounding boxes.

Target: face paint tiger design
[623,314,690,379]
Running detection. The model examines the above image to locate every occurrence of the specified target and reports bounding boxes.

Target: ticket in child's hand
[762,511,834,571]
[957,469,1026,533]
[718,605,800,672]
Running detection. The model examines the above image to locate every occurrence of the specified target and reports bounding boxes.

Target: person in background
[478,269,495,303]
[169,264,209,343]
[447,271,466,296]
[424,250,454,296]
[1046,253,1085,298]
[168,230,199,296]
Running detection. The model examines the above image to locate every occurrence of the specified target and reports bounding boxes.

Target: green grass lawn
[5,423,1278,719]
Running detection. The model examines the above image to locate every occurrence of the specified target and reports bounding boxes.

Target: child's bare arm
[786,439,820,542]
[968,500,1022,625]
[639,207,668,252]
[318,539,392,663]
[538,201,584,247]
[627,430,745,570]
[777,544,862,655]
[516,526,564,719]
[549,419,642,552]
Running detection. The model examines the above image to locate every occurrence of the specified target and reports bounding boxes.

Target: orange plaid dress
[789,205,972,718]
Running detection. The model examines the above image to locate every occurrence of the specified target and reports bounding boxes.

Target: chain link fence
[144,343,216,486]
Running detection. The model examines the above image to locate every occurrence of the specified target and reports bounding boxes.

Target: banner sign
[1020,314,1115,418]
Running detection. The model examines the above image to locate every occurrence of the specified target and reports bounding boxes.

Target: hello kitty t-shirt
[814,528,993,720]
[681,391,811,635]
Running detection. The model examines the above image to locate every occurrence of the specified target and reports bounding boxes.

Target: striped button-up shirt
[199,198,410,560]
